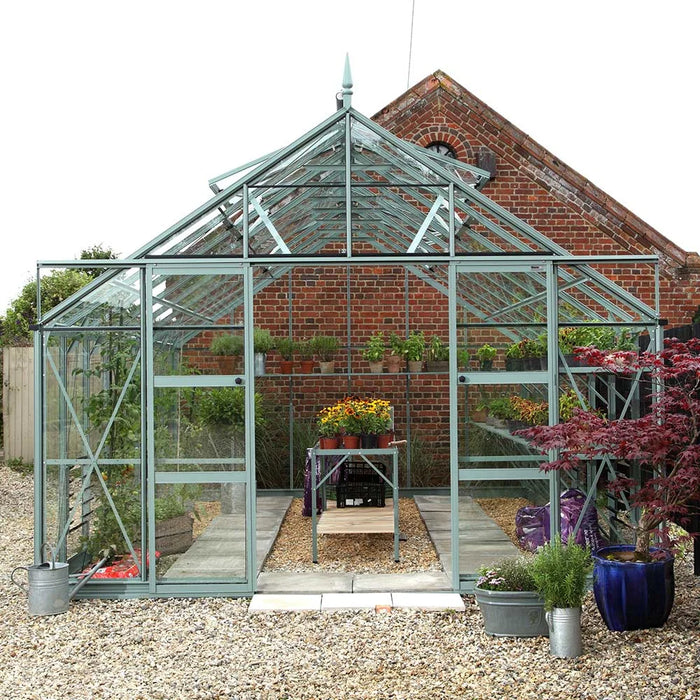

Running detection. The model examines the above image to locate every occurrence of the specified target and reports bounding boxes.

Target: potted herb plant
[297,339,315,374]
[363,331,386,373]
[210,333,243,374]
[530,535,592,658]
[386,332,405,373]
[309,334,340,374]
[457,348,470,371]
[476,343,496,370]
[253,327,274,376]
[426,335,449,372]
[522,338,700,631]
[316,403,342,449]
[275,337,297,374]
[403,330,425,373]
[474,556,548,637]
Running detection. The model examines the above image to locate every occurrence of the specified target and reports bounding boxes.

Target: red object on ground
[83,550,159,579]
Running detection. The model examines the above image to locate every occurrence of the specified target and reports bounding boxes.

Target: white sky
[1,1,698,312]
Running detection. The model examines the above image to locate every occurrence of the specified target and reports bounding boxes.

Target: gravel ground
[2,464,700,700]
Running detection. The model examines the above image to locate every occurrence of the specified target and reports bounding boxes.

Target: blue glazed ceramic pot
[593,545,675,631]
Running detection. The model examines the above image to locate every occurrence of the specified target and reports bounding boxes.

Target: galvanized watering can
[11,544,112,616]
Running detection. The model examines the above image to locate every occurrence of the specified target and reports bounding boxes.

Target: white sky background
[1,0,697,312]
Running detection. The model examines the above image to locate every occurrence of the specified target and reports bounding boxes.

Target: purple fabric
[302,449,322,517]
[515,488,606,552]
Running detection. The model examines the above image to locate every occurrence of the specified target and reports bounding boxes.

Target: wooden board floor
[317,500,394,535]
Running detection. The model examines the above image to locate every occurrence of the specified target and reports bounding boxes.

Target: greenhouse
[33,69,661,598]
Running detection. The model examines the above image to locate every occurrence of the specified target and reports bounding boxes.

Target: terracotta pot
[319,436,340,449]
[386,355,403,373]
[279,360,294,374]
[341,434,361,449]
[216,356,239,374]
[376,432,395,449]
[299,360,315,374]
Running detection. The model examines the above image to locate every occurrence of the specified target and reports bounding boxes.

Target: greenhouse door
[449,261,556,591]
[146,264,256,596]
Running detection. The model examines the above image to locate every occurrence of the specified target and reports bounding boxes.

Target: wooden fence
[2,346,34,463]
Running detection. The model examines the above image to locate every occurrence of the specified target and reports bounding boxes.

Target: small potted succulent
[363,331,386,373]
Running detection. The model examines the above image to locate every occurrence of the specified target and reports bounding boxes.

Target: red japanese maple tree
[520,338,700,560]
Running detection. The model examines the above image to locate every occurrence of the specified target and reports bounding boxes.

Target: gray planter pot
[474,586,549,637]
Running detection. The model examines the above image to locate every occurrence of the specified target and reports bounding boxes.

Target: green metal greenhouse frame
[33,64,662,597]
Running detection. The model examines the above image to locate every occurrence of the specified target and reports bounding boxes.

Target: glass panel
[154,386,247,472]
[155,481,247,582]
[47,268,141,328]
[149,193,245,257]
[44,330,141,461]
[45,461,145,579]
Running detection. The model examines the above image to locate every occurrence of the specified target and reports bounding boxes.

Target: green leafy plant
[210,334,244,356]
[476,556,537,592]
[275,337,297,361]
[530,534,592,610]
[363,331,386,362]
[388,332,405,357]
[309,334,340,361]
[457,348,470,369]
[253,327,274,354]
[403,330,425,362]
[488,396,517,420]
[427,335,449,362]
[154,484,202,522]
[199,387,264,427]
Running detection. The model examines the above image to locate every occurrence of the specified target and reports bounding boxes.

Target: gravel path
[1,464,699,700]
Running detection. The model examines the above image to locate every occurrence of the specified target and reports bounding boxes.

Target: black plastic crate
[336,462,386,508]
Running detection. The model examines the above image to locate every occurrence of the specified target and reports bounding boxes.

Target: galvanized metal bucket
[11,544,112,616]
[546,607,582,658]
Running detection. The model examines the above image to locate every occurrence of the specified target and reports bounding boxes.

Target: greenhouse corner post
[245,264,257,585]
[448,262,460,591]
[546,261,561,537]
[33,326,44,564]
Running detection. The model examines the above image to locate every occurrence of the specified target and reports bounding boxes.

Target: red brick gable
[374,70,694,275]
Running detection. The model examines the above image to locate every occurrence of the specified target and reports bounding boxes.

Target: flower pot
[360,433,378,448]
[341,434,361,449]
[254,352,266,376]
[368,361,384,374]
[319,361,335,374]
[478,360,493,371]
[279,360,294,374]
[216,356,239,374]
[426,360,448,372]
[407,360,423,373]
[546,607,582,658]
[299,360,315,374]
[592,545,675,631]
[386,355,403,373]
[376,432,395,449]
[474,587,549,637]
[319,436,340,449]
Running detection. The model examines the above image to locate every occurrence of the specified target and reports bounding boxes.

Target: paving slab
[353,571,451,592]
[256,571,353,593]
[249,594,321,612]
[322,592,392,611]
[391,592,465,611]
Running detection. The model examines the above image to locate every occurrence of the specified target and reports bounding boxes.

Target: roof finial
[342,53,353,108]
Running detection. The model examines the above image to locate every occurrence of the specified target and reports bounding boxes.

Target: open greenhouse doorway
[148,264,257,597]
